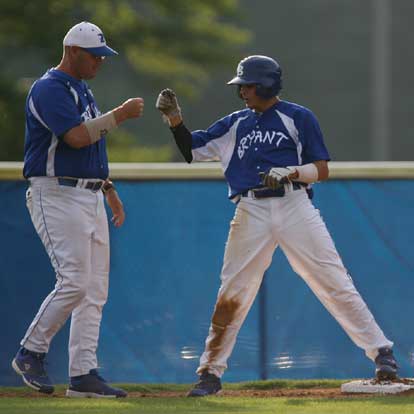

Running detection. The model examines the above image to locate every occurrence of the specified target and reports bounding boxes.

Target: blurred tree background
[0,0,413,162]
[0,0,251,161]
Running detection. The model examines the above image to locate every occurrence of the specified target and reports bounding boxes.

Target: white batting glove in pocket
[261,167,297,190]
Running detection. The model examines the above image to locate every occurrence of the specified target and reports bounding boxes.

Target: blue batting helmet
[227,55,282,99]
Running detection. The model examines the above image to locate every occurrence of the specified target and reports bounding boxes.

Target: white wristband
[292,163,319,183]
[84,111,117,144]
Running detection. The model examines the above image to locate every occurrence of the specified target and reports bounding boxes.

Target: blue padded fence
[1,179,413,385]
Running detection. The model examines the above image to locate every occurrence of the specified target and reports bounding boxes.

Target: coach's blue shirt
[23,69,109,179]
[191,100,330,199]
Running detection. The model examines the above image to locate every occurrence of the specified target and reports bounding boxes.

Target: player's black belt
[241,182,303,199]
[57,177,104,192]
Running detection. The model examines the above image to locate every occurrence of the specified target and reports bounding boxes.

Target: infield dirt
[2,387,414,399]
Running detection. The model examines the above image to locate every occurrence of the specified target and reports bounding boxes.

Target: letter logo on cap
[237,63,244,77]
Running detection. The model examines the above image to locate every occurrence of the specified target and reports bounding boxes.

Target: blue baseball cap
[63,21,118,57]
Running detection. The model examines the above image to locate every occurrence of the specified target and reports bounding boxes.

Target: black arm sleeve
[170,122,193,163]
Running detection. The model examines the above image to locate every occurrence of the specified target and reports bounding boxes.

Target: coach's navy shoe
[375,347,398,380]
[187,370,222,397]
[12,347,54,394]
[66,369,127,398]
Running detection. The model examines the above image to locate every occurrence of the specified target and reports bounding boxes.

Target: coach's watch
[102,179,115,194]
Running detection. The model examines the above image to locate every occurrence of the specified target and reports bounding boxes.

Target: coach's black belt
[57,177,104,192]
[241,182,303,199]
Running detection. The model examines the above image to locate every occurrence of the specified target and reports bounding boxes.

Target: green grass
[1,380,414,414]
[2,396,414,414]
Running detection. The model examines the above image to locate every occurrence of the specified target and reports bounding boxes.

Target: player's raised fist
[156,88,181,118]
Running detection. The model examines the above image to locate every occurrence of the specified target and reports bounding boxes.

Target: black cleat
[375,347,398,381]
[187,370,222,397]
[66,369,127,398]
[12,347,54,394]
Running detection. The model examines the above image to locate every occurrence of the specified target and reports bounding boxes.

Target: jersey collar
[252,100,282,118]
[47,68,84,87]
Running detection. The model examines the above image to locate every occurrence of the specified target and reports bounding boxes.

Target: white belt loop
[285,182,293,194]
[248,190,257,199]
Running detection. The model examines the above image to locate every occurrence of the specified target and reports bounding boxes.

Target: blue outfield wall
[0,179,413,385]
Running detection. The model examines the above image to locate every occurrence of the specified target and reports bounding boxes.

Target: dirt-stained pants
[197,188,393,378]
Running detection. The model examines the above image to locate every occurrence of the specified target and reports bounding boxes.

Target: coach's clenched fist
[114,97,144,123]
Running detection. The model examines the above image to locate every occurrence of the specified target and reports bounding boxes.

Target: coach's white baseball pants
[197,187,393,378]
[21,177,109,377]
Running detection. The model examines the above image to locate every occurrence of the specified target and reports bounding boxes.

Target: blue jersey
[23,69,109,179]
[191,100,330,199]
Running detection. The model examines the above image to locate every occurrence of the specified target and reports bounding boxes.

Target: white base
[341,379,414,394]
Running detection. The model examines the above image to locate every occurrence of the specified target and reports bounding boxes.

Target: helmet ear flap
[255,84,277,99]
[255,77,282,99]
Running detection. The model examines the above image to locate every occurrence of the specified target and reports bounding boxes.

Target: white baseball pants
[21,177,109,377]
[197,188,393,378]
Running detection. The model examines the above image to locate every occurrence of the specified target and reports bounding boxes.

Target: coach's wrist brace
[84,111,117,144]
[102,180,115,194]
[290,163,319,183]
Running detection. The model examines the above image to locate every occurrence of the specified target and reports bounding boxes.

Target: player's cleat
[12,347,54,394]
[66,369,127,398]
[187,370,222,397]
[375,347,398,380]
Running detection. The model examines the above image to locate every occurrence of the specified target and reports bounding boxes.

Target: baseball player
[156,55,398,396]
[12,21,144,398]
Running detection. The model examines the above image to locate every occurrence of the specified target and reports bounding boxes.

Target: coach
[12,21,143,398]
